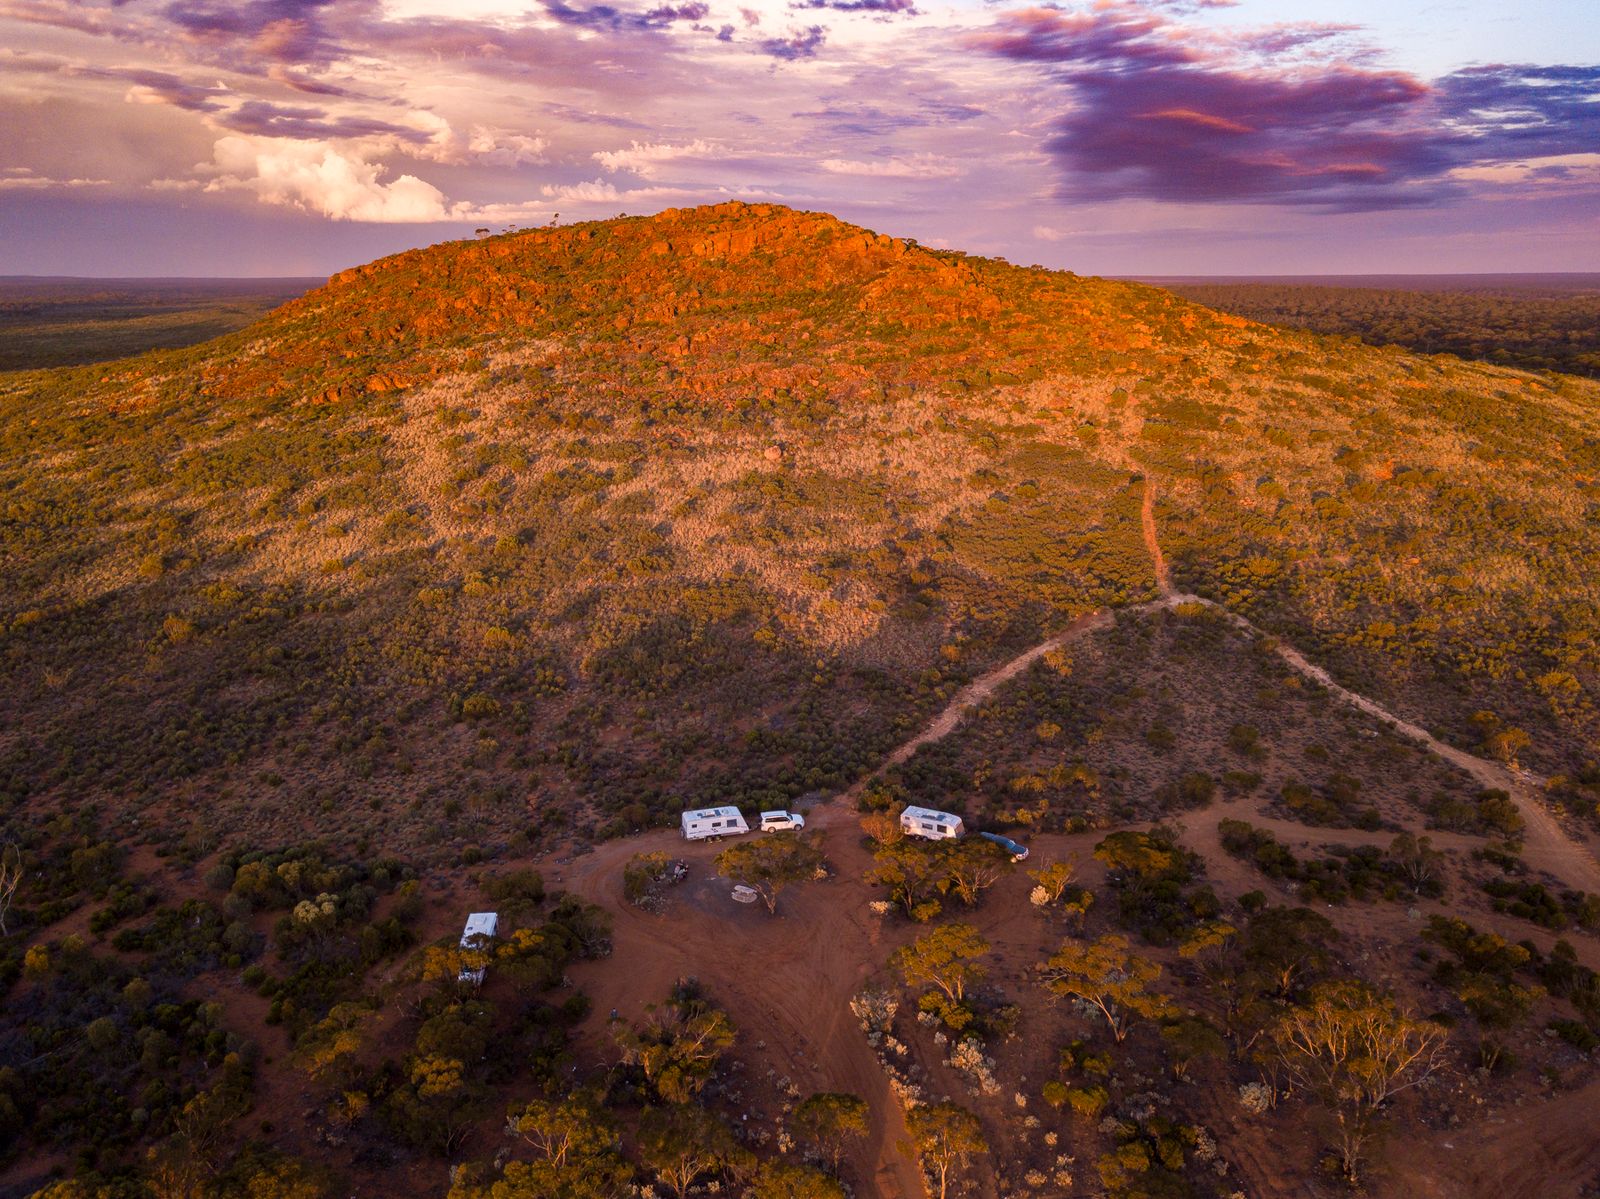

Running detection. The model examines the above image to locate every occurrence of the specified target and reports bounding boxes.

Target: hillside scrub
[4,204,1594,861]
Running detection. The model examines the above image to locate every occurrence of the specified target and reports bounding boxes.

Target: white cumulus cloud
[818,154,963,179]
[540,178,622,203]
[204,136,453,222]
[593,140,716,178]
[406,112,549,166]
[467,127,549,166]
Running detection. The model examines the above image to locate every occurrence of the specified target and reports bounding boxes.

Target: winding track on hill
[563,475,1600,1199]
[857,608,1114,793]
[1136,478,1600,893]
[1141,475,1173,595]
[857,474,1595,891]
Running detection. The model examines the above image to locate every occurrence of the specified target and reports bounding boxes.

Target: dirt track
[1141,473,1172,595]
[549,476,1600,1199]
[867,609,1113,786]
[1139,478,1599,893]
[1187,594,1600,889]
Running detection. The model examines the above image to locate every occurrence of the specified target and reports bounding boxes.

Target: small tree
[145,1088,241,1199]
[867,839,945,920]
[1178,920,1237,960]
[1161,1016,1226,1080]
[492,1092,630,1199]
[746,1162,845,1199]
[792,1091,869,1171]
[906,1102,985,1199]
[1093,828,1182,880]
[507,1094,618,1170]
[1243,906,1338,998]
[147,1139,205,1199]
[1389,832,1443,895]
[859,809,904,847]
[892,922,990,1004]
[1028,858,1079,905]
[637,1104,738,1199]
[295,1002,377,1086]
[617,984,737,1103]
[1485,726,1530,766]
[1271,982,1447,1184]
[715,832,825,915]
[936,837,1012,907]
[0,843,20,935]
[1037,934,1174,1042]
[419,942,492,996]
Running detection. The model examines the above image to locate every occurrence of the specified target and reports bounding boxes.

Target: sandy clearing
[559,807,929,1198]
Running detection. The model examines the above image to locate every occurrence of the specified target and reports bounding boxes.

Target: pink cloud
[963,2,1600,214]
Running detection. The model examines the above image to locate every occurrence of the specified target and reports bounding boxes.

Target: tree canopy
[1037,934,1174,1042]
[715,832,825,914]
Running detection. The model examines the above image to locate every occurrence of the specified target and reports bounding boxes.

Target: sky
[0,0,1596,277]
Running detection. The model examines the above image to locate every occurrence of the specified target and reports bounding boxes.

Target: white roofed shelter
[900,805,965,841]
[680,805,751,840]
[458,911,499,986]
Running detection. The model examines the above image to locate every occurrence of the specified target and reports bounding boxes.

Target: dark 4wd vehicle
[978,831,1029,861]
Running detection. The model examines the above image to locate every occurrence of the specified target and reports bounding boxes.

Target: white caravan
[458,911,499,986]
[900,805,965,841]
[680,805,751,841]
[759,810,806,832]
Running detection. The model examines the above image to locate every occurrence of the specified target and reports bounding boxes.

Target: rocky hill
[4,201,1600,1199]
[2,202,1595,853]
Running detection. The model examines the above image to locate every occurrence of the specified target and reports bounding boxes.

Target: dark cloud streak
[760,24,826,59]
[216,98,427,141]
[791,0,917,16]
[970,2,1600,211]
[161,0,346,64]
[539,0,710,31]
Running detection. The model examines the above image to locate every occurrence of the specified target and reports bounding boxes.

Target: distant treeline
[0,277,322,371]
[1162,281,1600,379]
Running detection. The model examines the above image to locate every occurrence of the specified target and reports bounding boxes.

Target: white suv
[759,810,806,832]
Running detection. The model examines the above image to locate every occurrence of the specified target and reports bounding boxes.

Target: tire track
[1138,476,1600,893]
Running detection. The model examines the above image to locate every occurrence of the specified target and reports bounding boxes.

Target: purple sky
[1,0,1595,276]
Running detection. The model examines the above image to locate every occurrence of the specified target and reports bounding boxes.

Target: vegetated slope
[0,202,1597,864]
[1160,278,1600,379]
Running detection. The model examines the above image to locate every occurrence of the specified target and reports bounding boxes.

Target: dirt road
[864,609,1114,789]
[1138,477,1599,893]
[1141,474,1172,596]
[1153,584,1600,893]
